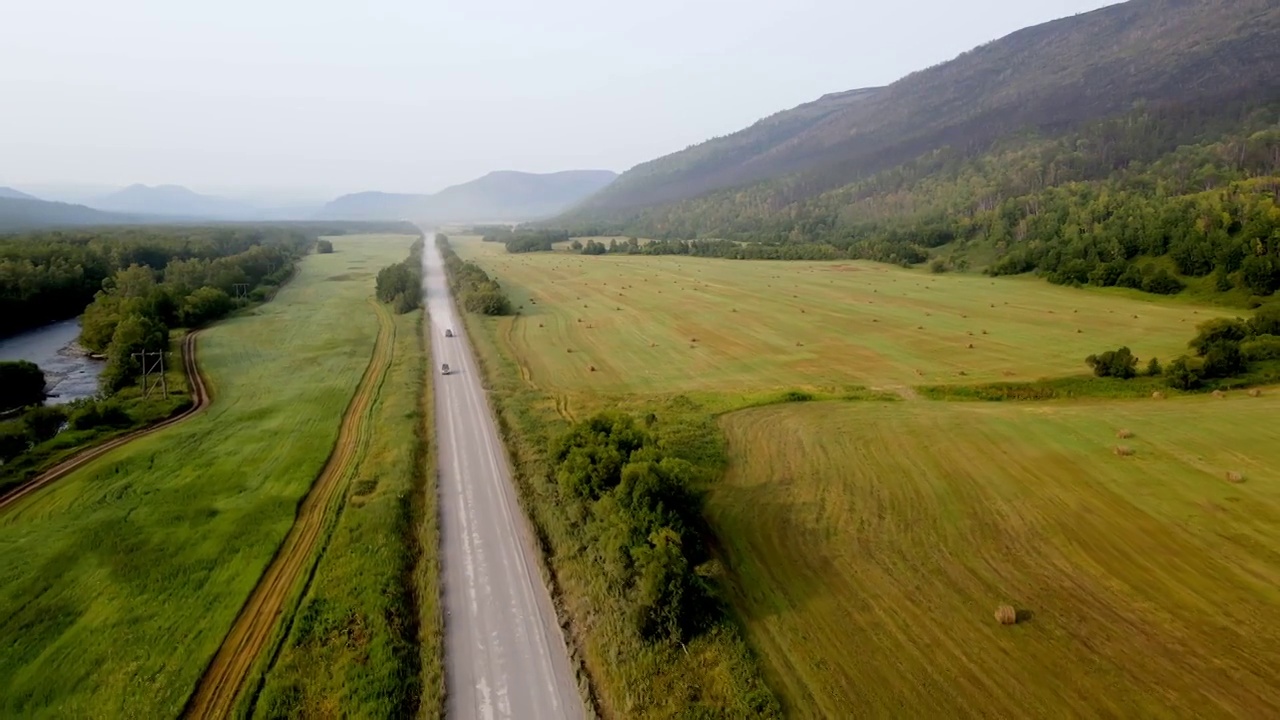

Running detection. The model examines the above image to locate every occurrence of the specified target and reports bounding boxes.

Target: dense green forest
[562,101,1280,300]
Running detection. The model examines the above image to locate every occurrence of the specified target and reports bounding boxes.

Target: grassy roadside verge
[458,307,780,718]
[251,307,442,718]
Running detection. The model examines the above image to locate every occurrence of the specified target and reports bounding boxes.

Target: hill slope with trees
[564,0,1280,220]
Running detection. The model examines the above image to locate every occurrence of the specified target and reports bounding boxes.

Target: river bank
[0,319,103,405]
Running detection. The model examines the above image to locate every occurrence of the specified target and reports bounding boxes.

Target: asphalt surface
[423,232,584,720]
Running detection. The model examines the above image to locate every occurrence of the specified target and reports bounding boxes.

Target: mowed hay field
[712,396,1280,718]
[0,234,417,718]
[452,237,1216,394]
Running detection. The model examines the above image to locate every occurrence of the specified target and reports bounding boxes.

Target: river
[0,319,103,405]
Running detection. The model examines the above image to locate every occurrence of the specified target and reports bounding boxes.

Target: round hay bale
[588,365,597,372]
[796,341,804,347]
[995,605,1017,625]
[967,343,974,349]
[1152,391,1165,399]
[566,348,574,353]
[1114,445,1135,457]
[538,323,544,328]
[1212,390,1225,398]
[1225,471,1244,483]
[1116,429,1134,439]
[1248,389,1262,398]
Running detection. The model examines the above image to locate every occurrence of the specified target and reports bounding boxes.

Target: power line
[132,350,170,399]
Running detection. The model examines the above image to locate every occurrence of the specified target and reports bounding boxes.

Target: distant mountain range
[85,184,264,220]
[0,187,40,201]
[0,197,135,232]
[562,0,1280,225]
[317,170,618,222]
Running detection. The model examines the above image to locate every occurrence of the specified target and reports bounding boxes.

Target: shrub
[24,406,67,443]
[1085,347,1138,379]
[68,400,133,431]
[1165,356,1203,390]
[1250,305,1280,336]
[1201,341,1245,378]
[392,292,418,315]
[780,390,813,403]
[315,239,334,254]
[0,422,29,462]
[0,360,47,413]
[1146,357,1162,377]
[1241,335,1280,362]
[180,286,234,327]
[1188,318,1249,356]
[929,258,949,274]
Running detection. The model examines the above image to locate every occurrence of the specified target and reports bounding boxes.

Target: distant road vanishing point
[422,229,584,720]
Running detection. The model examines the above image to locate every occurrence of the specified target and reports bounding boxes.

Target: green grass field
[453,237,1217,395]
[451,235,1280,717]
[0,234,418,718]
[712,397,1280,718]
[254,306,441,718]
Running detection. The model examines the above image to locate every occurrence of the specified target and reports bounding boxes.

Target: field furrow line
[0,331,210,513]
[183,299,396,720]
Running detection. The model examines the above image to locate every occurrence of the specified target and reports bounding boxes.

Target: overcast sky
[1,0,1120,200]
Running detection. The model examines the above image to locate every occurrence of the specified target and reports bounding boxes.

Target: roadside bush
[1146,357,1162,377]
[392,293,418,315]
[551,412,716,642]
[0,360,47,413]
[1085,347,1138,378]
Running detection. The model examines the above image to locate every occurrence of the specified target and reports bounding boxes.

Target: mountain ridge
[318,169,618,222]
[564,0,1280,222]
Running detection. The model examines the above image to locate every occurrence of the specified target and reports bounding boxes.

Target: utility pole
[132,350,169,399]
[233,283,250,299]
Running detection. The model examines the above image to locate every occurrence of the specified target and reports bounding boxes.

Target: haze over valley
[4,1,1280,718]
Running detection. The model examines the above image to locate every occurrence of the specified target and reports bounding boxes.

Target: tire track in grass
[184,299,396,720]
[0,331,210,513]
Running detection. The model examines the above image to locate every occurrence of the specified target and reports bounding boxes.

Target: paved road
[422,231,584,720]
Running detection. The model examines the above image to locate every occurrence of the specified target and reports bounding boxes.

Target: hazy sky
[2,0,1120,199]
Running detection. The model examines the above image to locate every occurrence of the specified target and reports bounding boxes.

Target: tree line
[0,222,409,340]
[1085,304,1280,390]
[480,228,570,254]
[375,237,424,314]
[436,235,513,315]
[551,101,1280,299]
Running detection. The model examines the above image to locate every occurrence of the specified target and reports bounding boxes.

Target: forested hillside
[551,0,1280,302]
[0,197,135,232]
[569,0,1280,218]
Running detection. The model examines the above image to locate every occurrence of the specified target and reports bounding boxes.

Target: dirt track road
[184,299,396,720]
[0,331,209,513]
[424,232,584,720]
